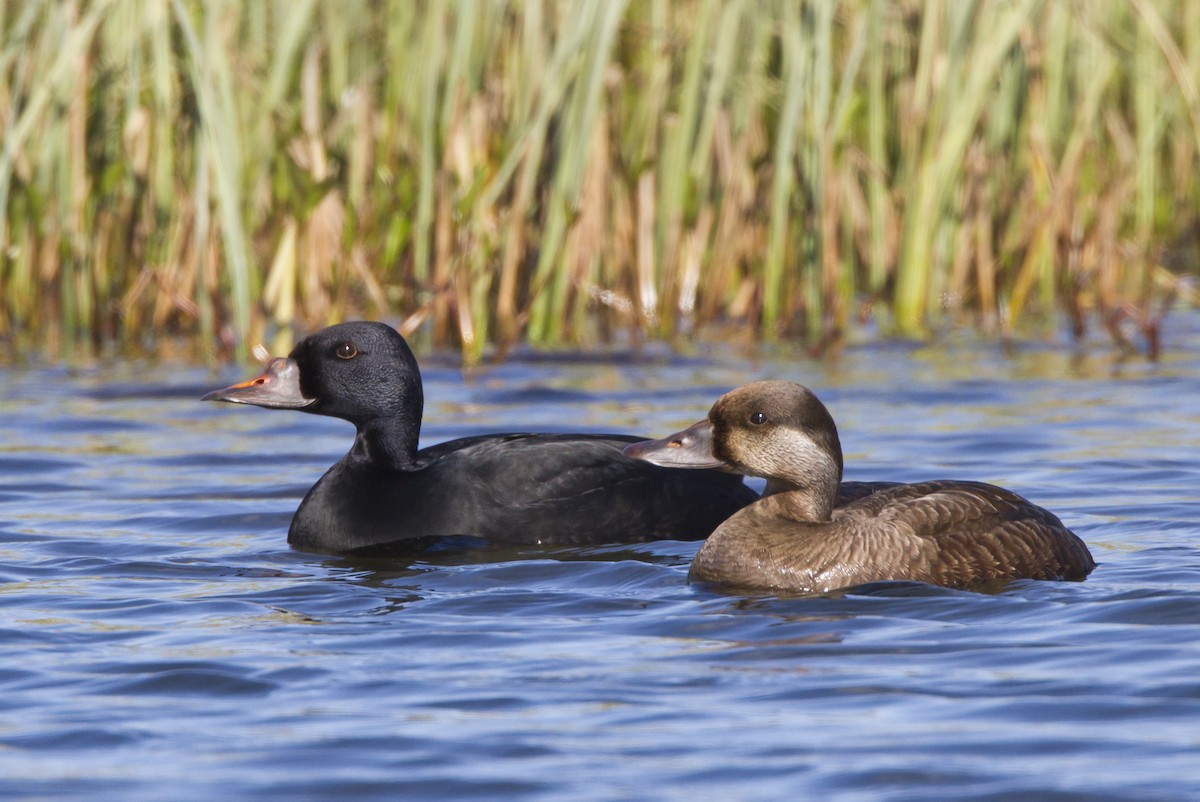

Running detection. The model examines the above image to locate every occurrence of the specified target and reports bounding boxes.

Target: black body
[204,321,756,554]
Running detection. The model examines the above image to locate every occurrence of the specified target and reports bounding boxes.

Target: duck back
[290,433,758,554]
[691,480,1095,593]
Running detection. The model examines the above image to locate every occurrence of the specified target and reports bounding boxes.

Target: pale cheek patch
[758,429,836,486]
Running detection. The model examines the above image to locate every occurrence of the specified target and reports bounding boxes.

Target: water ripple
[3,320,1200,799]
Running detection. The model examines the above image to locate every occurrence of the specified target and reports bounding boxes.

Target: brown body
[626,381,1095,594]
[690,478,1093,593]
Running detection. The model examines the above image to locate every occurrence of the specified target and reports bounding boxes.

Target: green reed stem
[1,0,1198,359]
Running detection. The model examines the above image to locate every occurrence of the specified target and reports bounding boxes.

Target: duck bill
[622,420,728,470]
[201,357,315,409]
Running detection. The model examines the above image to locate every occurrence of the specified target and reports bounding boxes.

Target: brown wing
[833,480,1095,587]
[692,480,1095,593]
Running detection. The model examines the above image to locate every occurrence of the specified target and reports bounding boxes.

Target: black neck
[349,413,421,470]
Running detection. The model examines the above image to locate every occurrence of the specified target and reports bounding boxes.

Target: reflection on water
[2,318,1200,799]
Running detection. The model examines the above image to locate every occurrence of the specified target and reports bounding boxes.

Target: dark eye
[335,342,358,360]
[750,411,768,425]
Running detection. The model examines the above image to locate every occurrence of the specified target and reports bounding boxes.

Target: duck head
[625,380,845,513]
[203,321,425,466]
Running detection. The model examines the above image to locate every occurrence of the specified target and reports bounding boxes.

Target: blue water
[2,319,1200,801]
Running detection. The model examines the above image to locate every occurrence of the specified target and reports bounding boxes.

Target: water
[3,319,1200,801]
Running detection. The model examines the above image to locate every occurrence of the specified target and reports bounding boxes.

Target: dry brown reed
[2,0,1198,362]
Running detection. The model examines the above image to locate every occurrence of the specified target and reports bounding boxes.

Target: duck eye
[335,342,358,360]
[750,411,768,425]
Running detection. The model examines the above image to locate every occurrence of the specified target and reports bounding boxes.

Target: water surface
[2,320,1200,800]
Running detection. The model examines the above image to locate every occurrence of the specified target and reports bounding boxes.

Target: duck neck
[763,485,837,523]
[759,457,840,523]
[349,413,421,471]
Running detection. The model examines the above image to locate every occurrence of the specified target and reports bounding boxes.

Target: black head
[284,321,423,426]
[204,321,424,426]
[203,321,426,469]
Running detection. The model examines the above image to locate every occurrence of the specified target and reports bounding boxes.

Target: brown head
[624,380,845,520]
[708,380,844,497]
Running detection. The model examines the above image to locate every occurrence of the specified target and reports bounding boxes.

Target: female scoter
[203,321,758,554]
[624,380,1095,593]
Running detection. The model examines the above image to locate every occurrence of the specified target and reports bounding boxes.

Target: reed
[2,0,1198,362]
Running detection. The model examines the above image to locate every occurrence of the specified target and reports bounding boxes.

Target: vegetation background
[2,0,1198,362]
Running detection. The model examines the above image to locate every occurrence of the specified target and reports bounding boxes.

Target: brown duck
[624,380,1095,594]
